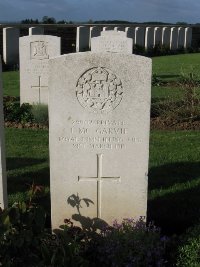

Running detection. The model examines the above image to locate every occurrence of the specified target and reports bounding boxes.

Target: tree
[42,16,56,24]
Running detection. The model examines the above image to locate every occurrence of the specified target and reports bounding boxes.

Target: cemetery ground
[1,53,200,266]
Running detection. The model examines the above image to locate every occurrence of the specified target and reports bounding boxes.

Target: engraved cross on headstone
[31,76,48,103]
[78,154,121,218]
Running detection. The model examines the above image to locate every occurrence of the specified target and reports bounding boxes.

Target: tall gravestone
[125,27,135,44]
[178,27,185,48]
[135,27,145,47]
[91,31,133,54]
[3,27,19,65]
[76,26,90,52]
[170,27,178,50]
[20,35,61,105]
[49,49,151,229]
[0,56,7,209]
[29,27,44,35]
[162,27,171,47]
[154,27,162,46]
[145,27,154,49]
[184,27,192,48]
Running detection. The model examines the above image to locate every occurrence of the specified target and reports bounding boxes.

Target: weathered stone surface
[91,30,133,54]
[0,56,7,209]
[20,35,61,105]
[3,27,19,65]
[49,52,151,230]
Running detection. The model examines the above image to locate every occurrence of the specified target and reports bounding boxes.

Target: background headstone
[0,56,7,209]
[20,35,61,105]
[29,27,44,35]
[184,27,192,48]
[103,26,114,31]
[125,27,135,44]
[178,27,185,48]
[3,27,19,66]
[76,26,90,52]
[89,26,102,49]
[154,27,162,46]
[162,27,171,47]
[170,27,178,50]
[91,31,133,54]
[135,27,145,47]
[49,52,151,230]
[145,27,154,50]
[114,26,125,31]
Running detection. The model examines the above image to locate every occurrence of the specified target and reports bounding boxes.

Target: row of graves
[2,30,151,230]
[3,25,192,66]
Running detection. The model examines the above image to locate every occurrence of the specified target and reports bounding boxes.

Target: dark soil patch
[151,117,200,130]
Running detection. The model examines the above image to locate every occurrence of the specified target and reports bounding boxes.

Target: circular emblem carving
[76,67,123,113]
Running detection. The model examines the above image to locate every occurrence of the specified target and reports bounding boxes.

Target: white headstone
[145,27,154,49]
[103,26,114,31]
[162,27,171,47]
[29,27,44,35]
[114,26,125,31]
[20,35,61,105]
[154,27,162,46]
[89,26,102,49]
[76,26,90,52]
[170,27,178,50]
[0,56,7,210]
[91,31,133,54]
[184,27,192,48]
[135,27,145,47]
[125,27,135,44]
[3,27,19,65]
[49,51,151,230]
[178,27,185,48]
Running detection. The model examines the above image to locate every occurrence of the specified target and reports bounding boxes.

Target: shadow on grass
[148,161,200,235]
[6,157,47,171]
[149,161,200,190]
[157,74,180,79]
[7,166,50,194]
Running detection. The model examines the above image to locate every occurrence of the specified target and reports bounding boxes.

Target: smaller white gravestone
[3,27,19,65]
[178,27,185,48]
[103,26,114,31]
[29,27,44,35]
[135,27,145,47]
[154,27,162,46]
[162,27,171,47]
[184,27,192,48]
[76,26,90,52]
[91,31,133,54]
[170,27,178,50]
[125,27,135,44]
[20,35,61,105]
[0,56,7,210]
[145,27,154,49]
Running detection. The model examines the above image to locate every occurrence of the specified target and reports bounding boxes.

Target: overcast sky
[0,0,200,23]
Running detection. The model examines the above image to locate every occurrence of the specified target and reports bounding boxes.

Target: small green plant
[31,104,49,126]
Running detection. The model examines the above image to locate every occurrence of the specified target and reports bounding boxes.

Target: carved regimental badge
[30,41,49,60]
[76,67,123,113]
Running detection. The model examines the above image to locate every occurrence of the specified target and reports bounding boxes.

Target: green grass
[2,71,19,97]
[152,53,200,82]
[5,128,200,235]
[148,130,200,234]
[6,128,50,209]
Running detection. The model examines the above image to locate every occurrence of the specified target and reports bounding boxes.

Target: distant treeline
[6,16,195,25]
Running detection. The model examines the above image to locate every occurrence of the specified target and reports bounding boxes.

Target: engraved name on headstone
[49,51,151,230]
